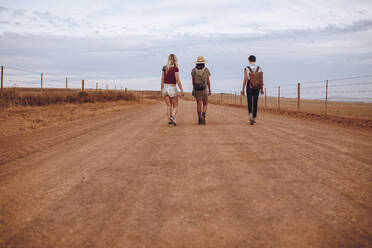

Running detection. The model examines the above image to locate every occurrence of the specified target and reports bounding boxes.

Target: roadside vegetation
[0,88,138,108]
[0,88,163,136]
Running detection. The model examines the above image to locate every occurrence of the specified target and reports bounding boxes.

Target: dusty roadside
[0,99,158,137]
[207,102,372,130]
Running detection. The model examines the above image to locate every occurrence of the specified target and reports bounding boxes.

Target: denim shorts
[162,84,178,98]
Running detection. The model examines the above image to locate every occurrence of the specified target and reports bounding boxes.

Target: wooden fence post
[82,80,84,91]
[240,93,243,105]
[297,83,301,111]
[1,66,3,90]
[325,80,328,116]
[106,84,108,90]
[41,73,43,89]
[65,77,68,89]
[264,88,267,108]
[278,86,280,110]
[96,82,98,90]
[220,93,223,104]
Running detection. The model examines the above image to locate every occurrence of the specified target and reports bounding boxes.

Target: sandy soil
[0,100,156,137]
[0,100,371,247]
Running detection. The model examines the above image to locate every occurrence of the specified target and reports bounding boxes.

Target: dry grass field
[182,92,372,129]
[0,101,156,137]
[0,88,138,108]
[0,88,162,136]
[184,92,372,120]
[260,96,372,120]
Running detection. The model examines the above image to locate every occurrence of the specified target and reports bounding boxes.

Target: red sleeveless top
[163,66,179,84]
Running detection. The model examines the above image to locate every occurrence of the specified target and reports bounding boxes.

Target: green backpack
[193,68,207,91]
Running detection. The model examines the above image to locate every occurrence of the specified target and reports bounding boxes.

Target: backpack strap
[256,66,260,72]
[247,66,253,73]
[196,67,206,76]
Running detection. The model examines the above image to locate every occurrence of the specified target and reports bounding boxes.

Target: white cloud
[0,0,371,94]
[1,0,372,36]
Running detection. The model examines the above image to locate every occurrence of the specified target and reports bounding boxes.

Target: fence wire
[1,65,131,91]
[1,65,372,119]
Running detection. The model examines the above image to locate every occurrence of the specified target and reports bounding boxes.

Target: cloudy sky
[0,0,372,93]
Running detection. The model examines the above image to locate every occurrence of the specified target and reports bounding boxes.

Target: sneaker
[250,117,254,125]
[198,118,202,125]
[252,118,256,124]
[168,119,172,125]
[170,116,177,126]
[202,112,206,125]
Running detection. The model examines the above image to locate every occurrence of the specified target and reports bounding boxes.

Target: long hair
[196,63,205,70]
[167,54,178,68]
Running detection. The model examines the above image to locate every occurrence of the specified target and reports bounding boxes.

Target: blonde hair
[167,54,178,68]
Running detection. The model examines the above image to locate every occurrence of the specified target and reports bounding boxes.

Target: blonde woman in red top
[161,54,184,126]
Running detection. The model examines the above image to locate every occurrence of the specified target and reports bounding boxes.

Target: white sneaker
[170,116,177,126]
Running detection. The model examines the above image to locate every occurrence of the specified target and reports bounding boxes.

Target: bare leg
[196,99,202,119]
[202,98,208,113]
[164,96,171,119]
[171,96,178,117]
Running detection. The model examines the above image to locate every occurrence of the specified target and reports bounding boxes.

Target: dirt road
[1,100,371,247]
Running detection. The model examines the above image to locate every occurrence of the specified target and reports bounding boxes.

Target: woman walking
[191,56,211,125]
[161,54,184,126]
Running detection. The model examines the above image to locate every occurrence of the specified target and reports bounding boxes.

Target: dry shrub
[143,91,162,100]
[0,88,137,108]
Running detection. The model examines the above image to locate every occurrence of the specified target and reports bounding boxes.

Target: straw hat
[195,56,207,64]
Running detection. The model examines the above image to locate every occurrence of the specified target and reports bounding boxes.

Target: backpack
[247,66,263,89]
[193,68,207,91]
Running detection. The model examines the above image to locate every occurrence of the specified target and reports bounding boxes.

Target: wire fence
[1,65,372,119]
[262,75,372,119]
[183,75,372,120]
[1,65,129,91]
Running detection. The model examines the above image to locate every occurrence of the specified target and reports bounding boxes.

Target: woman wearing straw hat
[161,54,184,126]
[191,56,211,125]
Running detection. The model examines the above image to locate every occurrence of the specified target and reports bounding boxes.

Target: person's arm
[191,69,195,87]
[161,69,165,90]
[175,72,184,96]
[260,66,264,95]
[241,68,247,95]
[207,76,211,96]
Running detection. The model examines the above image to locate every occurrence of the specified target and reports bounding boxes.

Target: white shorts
[162,84,178,98]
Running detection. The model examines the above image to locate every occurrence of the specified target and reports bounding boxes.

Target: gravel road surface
[1,100,371,247]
